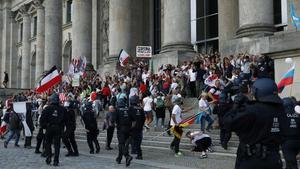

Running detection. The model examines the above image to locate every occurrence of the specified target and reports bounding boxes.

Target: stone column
[72,0,92,63]
[21,11,31,89]
[9,14,18,88]
[1,1,12,85]
[218,0,238,54]
[236,0,275,38]
[34,0,45,80]
[103,0,131,74]
[161,0,193,53]
[44,0,62,70]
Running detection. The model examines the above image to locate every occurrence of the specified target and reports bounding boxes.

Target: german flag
[171,113,201,139]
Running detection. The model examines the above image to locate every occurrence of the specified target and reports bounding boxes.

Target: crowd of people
[1,51,300,169]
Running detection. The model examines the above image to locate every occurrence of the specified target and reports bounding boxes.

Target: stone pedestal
[21,14,31,89]
[44,0,62,70]
[35,1,45,80]
[236,0,275,38]
[72,0,92,62]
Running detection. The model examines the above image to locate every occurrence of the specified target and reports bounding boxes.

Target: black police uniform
[40,100,67,166]
[281,98,300,169]
[113,101,134,166]
[62,102,79,156]
[129,104,145,159]
[82,103,100,154]
[224,78,284,169]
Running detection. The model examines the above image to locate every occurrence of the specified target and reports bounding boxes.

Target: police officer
[281,97,300,169]
[40,93,67,166]
[62,100,79,156]
[113,98,134,167]
[224,78,284,169]
[129,95,145,160]
[81,101,100,154]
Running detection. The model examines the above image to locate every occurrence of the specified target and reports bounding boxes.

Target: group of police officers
[36,76,300,169]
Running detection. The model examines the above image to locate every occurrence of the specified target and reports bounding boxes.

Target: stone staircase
[74,97,239,159]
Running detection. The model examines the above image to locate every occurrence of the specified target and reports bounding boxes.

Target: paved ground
[0,137,235,169]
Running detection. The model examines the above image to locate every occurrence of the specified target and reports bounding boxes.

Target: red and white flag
[119,49,130,67]
[36,66,62,93]
[59,93,67,102]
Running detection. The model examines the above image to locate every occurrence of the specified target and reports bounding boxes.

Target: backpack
[9,112,22,130]
[156,97,164,108]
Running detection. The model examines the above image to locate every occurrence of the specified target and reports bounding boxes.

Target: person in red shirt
[102,83,111,109]
[139,82,147,96]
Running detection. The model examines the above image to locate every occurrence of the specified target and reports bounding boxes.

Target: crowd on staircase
[1,51,300,168]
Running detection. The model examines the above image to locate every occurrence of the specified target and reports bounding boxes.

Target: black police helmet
[283,97,296,114]
[116,98,127,108]
[50,93,59,104]
[251,78,282,104]
[130,95,139,106]
[84,101,93,111]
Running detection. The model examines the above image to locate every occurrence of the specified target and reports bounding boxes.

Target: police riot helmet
[282,97,296,114]
[251,78,282,104]
[116,98,127,108]
[130,95,139,106]
[84,101,93,111]
[50,93,60,104]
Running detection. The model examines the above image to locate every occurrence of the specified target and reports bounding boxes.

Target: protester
[186,131,212,159]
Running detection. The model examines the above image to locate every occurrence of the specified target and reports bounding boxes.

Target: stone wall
[0,88,28,101]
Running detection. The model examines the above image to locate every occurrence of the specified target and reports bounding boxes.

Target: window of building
[153,0,161,54]
[20,23,23,42]
[274,0,288,31]
[66,0,72,23]
[33,16,37,37]
[192,0,219,54]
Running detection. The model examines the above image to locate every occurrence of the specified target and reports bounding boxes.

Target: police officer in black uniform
[40,93,67,166]
[224,78,284,169]
[129,95,145,160]
[113,98,134,167]
[281,97,300,169]
[81,101,100,154]
[62,100,79,156]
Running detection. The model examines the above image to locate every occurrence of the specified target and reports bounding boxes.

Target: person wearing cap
[40,93,67,166]
[280,97,300,169]
[224,78,284,169]
[129,95,145,160]
[113,98,134,166]
[170,96,193,157]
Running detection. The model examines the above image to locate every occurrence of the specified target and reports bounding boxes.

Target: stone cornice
[33,0,44,9]
[63,22,72,30]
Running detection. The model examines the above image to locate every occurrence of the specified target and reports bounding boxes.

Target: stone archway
[62,40,72,73]
[17,56,22,88]
[30,52,36,88]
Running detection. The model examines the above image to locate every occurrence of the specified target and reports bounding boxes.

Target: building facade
[0,0,300,98]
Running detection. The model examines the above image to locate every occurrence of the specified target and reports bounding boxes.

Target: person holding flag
[170,96,193,157]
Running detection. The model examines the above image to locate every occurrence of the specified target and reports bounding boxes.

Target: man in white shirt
[170,96,193,157]
[188,66,197,97]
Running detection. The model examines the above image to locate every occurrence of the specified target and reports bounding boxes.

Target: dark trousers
[106,126,115,148]
[194,137,212,152]
[117,130,131,160]
[103,96,109,109]
[87,131,100,152]
[170,136,181,153]
[44,127,61,163]
[36,128,45,152]
[235,144,282,169]
[132,131,143,156]
[282,140,300,169]
[189,81,196,97]
[62,130,78,154]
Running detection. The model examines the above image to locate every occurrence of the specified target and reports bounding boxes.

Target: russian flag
[36,66,62,93]
[119,49,130,67]
[277,64,295,93]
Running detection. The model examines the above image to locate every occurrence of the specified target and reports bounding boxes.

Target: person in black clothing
[2,71,8,88]
[62,100,79,156]
[24,102,34,148]
[224,78,284,169]
[280,97,300,169]
[40,93,67,166]
[129,95,145,160]
[82,101,100,154]
[105,105,115,150]
[113,98,134,167]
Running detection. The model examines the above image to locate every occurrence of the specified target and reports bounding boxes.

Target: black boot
[126,156,133,167]
[116,156,122,164]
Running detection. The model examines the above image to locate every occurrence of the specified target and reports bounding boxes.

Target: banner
[13,102,32,137]
[136,46,152,58]
[72,74,80,87]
